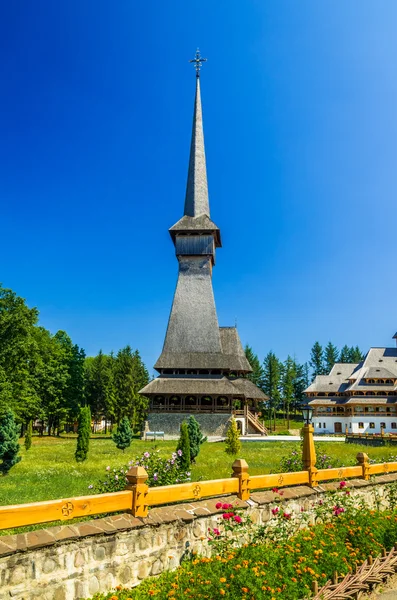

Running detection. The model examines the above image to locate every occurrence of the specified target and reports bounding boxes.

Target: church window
[323,423,326,428]
[358,422,364,429]
[369,422,375,429]
[380,422,386,429]
[392,423,397,429]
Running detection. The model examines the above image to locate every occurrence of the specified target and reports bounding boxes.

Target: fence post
[125,466,149,517]
[232,459,250,501]
[356,452,370,481]
[302,423,318,487]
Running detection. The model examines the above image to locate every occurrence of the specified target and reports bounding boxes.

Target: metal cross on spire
[189,48,207,78]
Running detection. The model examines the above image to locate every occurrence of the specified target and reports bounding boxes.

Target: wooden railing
[1,451,397,531]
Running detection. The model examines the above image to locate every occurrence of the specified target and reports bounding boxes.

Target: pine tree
[324,342,339,373]
[0,410,21,474]
[262,352,281,431]
[75,406,91,462]
[225,417,241,455]
[187,415,207,463]
[113,416,133,452]
[349,346,364,363]
[24,420,32,451]
[176,422,191,471]
[244,345,264,387]
[292,361,309,413]
[309,342,325,381]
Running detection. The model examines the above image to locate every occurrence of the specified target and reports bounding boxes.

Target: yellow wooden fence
[0,451,396,531]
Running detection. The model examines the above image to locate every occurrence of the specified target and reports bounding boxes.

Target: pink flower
[215,502,223,509]
[271,507,279,515]
[271,487,279,493]
[222,503,233,510]
[283,512,291,520]
[234,515,242,524]
[345,490,350,496]
[213,528,220,536]
[339,481,347,488]
[222,513,232,520]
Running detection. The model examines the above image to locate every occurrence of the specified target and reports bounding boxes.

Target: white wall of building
[313,415,397,435]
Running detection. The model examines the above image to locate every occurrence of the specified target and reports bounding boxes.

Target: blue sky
[1,1,396,373]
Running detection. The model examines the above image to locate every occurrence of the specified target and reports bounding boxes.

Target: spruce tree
[350,346,364,363]
[324,342,339,373]
[187,415,207,463]
[113,416,133,452]
[282,356,296,429]
[225,417,241,455]
[309,342,325,381]
[262,351,281,431]
[24,420,32,451]
[176,422,191,471]
[339,345,351,363]
[75,406,91,462]
[0,410,21,474]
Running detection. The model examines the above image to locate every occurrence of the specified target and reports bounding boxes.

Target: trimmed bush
[0,409,21,474]
[75,406,91,462]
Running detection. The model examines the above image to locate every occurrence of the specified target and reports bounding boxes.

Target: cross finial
[189,48,207,78]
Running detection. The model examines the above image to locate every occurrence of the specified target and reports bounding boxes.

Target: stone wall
[1,474,397,600]
[147,412,231,436]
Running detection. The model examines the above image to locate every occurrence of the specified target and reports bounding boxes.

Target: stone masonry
[1,474,397,600]
[147,412,231,437]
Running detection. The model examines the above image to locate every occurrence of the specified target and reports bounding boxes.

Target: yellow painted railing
[1,449,397,530]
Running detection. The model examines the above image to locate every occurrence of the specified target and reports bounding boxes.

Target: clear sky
[1,1,396,373]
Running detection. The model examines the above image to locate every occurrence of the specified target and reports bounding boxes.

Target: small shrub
[225,417,241,455]
[112,416,133,452]
[0,410,21,475]
[24,420,32,451]
[75,405,91,462]
[187,415,206,463]
[90,448,191,493]
[176,422,191,471]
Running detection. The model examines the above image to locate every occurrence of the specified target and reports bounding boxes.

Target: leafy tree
[85,351,115,429]
[75,405,91,462]
[262,352,281,431]
[324,342,339,373]
[187,415,207,463]
[113,416,133,452]
[244,345,264,387]
[24,420,32,451]
[309,342,325,381]
[225,417,241,455]
[281,356,296,429]
[176,422,191,471]
[0,410,21,474]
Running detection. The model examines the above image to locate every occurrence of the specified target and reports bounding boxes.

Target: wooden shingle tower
[140,52,267,437]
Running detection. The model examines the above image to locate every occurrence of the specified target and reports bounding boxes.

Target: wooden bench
[144,431,165,441]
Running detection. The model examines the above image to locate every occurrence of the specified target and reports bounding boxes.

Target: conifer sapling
[0,410,21,475]
[24,420,32,451]
[187,415,207,463]
[225,417,241,455]
[75,406,91,462]
[113,416,133,452]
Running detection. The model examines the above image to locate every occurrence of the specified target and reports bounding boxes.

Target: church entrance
[334,422,342,434]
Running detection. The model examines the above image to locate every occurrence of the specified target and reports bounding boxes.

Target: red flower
[283,512,291,520]
[222,503,233,510]
[271,507,279,515]
[215,502,223,509]
[271,487,279,493]
[234,515,242,523]
[222,512,232,520]
[339,481,347,488]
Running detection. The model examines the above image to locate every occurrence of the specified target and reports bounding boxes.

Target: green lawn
[1,436,395,508]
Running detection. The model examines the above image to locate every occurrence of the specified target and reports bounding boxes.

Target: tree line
[244,341,365,430]
[0,284,149,434]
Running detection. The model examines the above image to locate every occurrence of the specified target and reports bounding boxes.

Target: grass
[1,436,395,508]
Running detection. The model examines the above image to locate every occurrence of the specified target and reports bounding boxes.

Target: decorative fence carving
[313,546,397,599]
[1,450,397,531]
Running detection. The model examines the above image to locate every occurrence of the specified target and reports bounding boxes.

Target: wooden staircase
[246,408,268,435]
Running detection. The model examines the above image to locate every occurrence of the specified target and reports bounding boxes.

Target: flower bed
[89,483,397,600]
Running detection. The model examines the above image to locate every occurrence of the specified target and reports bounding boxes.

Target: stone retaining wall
[1,474,397,600]
[147,412,231,437]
